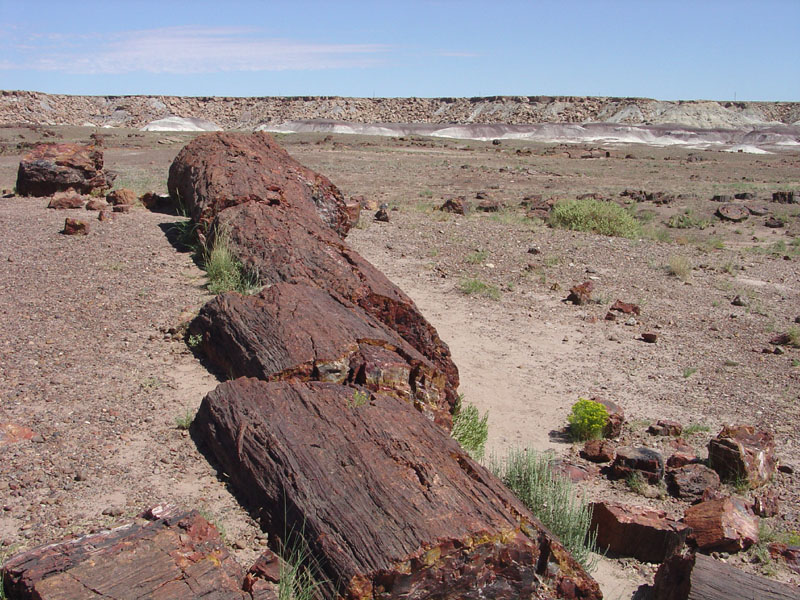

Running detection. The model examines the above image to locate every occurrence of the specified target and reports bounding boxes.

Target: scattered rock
[610,300,640,315]
[764,216,784,228]
[604,311,616,321]
[711,194,733,202]
[752,490,780,517]
[641,332,658,343]
[731,295,748,307]
[611,446,664,483]
[476,199,501,212]
[106,188,136,206]
[772,190,796,204]
[374,205,390,222]
[139,191,172,211]
[734,192,755,200]
[62,218,88,236]
[666,463,721,503]
[112,204,130,213]
[768,543,800,575]
[683,496,758,553]
[707,425,777,488]
[551,459,599,482]
[16,143,111,197]
[593,397,625,438]
[770,332,796,347]
[589,502,689,562]
[47,190,85,209]
[440,196,470,215]
[744,204,769,216]
[1,504,248,599]
[85,199,106,211]
[0,423,36,447]
[97,210,111,222]
[648,420,683,436]
[566,281,593,305]
[716,203,749,222]
[581,439,616,463]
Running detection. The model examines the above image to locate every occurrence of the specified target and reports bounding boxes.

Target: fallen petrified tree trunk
[16,143,111,197]
[192,378,601,600]
[652,551,798,600]
[1,505,248,599]
[190,283,453,427]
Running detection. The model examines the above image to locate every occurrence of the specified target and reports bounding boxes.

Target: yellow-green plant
[567,398,608,441]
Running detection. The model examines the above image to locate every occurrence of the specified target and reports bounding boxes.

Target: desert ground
[0,125,799,598]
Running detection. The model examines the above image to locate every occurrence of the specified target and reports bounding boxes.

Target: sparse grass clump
[549,198,641,238]
[175,409,195,430]
[278,529,327,600]
[466,249,488,264]
[567,398,608,442]
[683,423,711,436]
[204,227,260,295]
[489,449,598,571]
[667,210,710,230]
[683,367,698,378]
[667,255,693,281]
[451,397,489,460]
[788,326,800,348]
[459,278,501,300]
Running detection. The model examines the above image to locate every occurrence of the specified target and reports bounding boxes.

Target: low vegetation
[667,254,693,281]
[204,226,260,295]
[549,198,641,238]
[278,528,327,600]
[489,449,599,571]
[567,398,608,442]
[667,209,710,230]
[451,397,489,460]
[458,278,501,300]
[175,409,195,430]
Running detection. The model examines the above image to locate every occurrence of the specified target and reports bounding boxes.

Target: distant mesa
[141,116,222,132]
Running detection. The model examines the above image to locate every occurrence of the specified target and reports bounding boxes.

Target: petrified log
[652,552,798,600]
[192,378,602,600]
[707,425,776,488]
[589,502,689,563]
[167,131,354,236]
[190,283,453,426]
[683,496,758,553]
[611,446,664,483]
[1,504,248,599]
[212,201,459,398]
[16,143,110,197]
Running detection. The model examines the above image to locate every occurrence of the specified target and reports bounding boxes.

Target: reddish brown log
[191,378,601,600]
[1,505,247,599]
[707,425,776,488]
[190,283,454,426]
[652,552,798,600]
[167,131,353,236]
[212,201,459,398]
[16,143,110,197]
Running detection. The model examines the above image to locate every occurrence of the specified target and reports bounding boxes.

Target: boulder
[190,283,454,427]
[106,188,136,206]
[47,190,84,209]
[62,218,88,236]
[593,397,625,438]
[589,502,689,562]
[139,191,173,211]
[610,300,640,315]
[0,504,248,599]
[772,190,796,204]
[683,496,758,553]
[653,552,798,600]
[752,491,780,517]
[716,203,749,222]
[707,425,776,488]
[192,378,602,600]
[648,420,683,436]
[440,196,470,215]
[764,216,785,228]
[581,439,616,463]
[768,543,800,575]
[85,199,107,211]
[610,446,664,484]
[167,132,353,236]
[566,281,593,305]
[16,143,110,197]
[209,201,459,400]
[666,464,720,502]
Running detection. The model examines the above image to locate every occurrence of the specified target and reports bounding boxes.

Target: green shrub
[204,226,260,295]
[278,528,326,600]
[667,210,710,230]
[567,398,608,441]
[451,397,489,460]
[549,198,641,238]
[489,448,598,571]
[458,278,501,300]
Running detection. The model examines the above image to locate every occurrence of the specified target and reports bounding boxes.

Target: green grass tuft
[278,528,327,600]
[549,198,642,238]
[175,409,195,430]
[451,397,489,460]
[204,227,260,295]
[458,278,501,300]
[489,449,599,571]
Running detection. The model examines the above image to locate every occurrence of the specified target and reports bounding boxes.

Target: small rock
[731,295,749,307]
[765,216,784,228]
[581,439,616,463]
[106,188,136,206]
[667,463,721,503]
[440,196,470,215]
[62,218,88,235]
[641,333,658,343]
[648,420,682,436]
[611,446,664,483]
[112,204,131,213]
[610,300,640,315]
[566,281,593,305]
[625,316,637,326]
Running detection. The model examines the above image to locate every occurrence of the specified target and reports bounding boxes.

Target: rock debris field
[0,123,799,599]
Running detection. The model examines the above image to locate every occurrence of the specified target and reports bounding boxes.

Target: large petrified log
[1,505,248,599]
[167,131,355,236]
[190,283,453,427]
[16,143,111,197]
[192,378,602,600]
[652,552,798,600]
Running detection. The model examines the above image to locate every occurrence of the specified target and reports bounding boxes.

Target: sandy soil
[1,125,799,598]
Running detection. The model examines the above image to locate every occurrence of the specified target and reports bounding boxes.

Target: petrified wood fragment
[16,143,110,197]
[168,131,353,236]
[190,283,453,426]
[707,425,776,488]
[211,201,459,398]
[192,378,601,600]
[1,504,247,599]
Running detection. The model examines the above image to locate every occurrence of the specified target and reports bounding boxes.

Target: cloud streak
[1,26,389,74]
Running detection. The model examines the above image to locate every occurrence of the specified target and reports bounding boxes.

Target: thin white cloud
[438,51,480,58]
[1,26,389,74]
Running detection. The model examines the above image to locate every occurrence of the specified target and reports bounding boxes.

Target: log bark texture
[191,378,601,600]
[652,552,798,600]
[190,283,453,427]
[16,143,110,197]
[167,131,354,236]
[1,505,248,599]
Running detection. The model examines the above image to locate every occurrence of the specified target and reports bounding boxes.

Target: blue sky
[1,0,798,101]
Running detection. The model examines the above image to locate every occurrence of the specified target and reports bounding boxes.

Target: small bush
[489,448,598,571]
[667,210,710,230]
[667,255,693,281]
[175,409,195,430]
[451,397,489,460]
[788,326,800,348]
[459,278,501,300]
[549,198,641,238]
[204,227,260,295]
[567,398,608,442]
